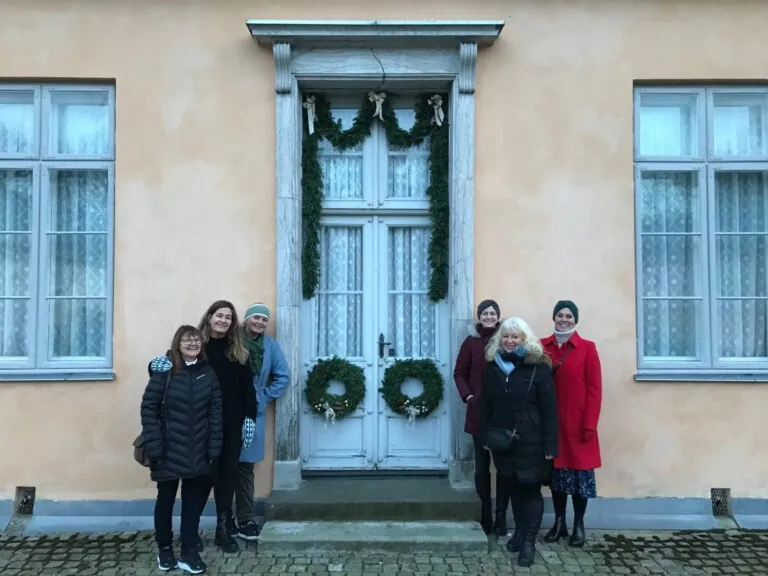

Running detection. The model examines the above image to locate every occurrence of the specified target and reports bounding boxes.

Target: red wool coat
[453,324,497,436]
[541,331,602,470]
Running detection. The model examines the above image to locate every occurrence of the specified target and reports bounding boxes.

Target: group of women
[139,300,289,575]
[454,299,602,568]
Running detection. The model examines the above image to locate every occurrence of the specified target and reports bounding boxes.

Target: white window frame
[0,83,115,380]
[634,86,768,379]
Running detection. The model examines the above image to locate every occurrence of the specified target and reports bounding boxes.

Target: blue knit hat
[553,300,579,324]
[244,303,270,321]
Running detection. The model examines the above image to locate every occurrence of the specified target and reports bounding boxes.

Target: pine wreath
[379,359,444,419]
[305,356,366,421]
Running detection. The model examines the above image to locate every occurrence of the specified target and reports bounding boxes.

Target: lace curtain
[0,93,109,361]
[314,107,436,359]
[639,100,768,360]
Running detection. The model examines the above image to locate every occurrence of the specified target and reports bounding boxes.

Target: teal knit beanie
[553,300,579,324]
[244,303,271,321]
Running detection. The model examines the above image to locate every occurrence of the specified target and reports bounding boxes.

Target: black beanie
[553,300,579,324]
[477,299,500,320]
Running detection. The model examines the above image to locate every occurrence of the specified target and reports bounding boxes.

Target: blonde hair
[485,316,544,362]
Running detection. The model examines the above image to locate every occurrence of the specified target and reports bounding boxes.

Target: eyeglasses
[181,337,201,344]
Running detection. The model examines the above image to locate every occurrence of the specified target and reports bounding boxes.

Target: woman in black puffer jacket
[141,325,223,574]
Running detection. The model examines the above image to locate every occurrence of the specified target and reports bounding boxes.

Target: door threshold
[302,469,448,479]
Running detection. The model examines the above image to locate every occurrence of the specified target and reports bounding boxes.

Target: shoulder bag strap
[511,366,537,432]
[552,346,573,375]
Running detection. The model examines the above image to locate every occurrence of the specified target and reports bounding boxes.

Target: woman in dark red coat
[540,300,602,548]
[453,299,506,535]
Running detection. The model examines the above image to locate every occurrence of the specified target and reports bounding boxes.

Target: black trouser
[473,436,508,510]
[200,430,241,520]
[505,477,544,536]
[235,462,256,525]
[154,476,206,550]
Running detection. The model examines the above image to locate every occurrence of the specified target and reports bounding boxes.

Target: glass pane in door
[315,225,363,358]
[388,226,435,358]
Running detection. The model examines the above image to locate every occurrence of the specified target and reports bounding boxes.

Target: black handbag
[484,366,537,453]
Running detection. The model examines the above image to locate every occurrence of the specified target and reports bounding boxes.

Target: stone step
[258,520,490,553]
[266,477,478,521]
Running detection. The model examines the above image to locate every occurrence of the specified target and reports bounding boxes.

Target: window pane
[315,226,363,357]
[387,109,429,199]
[49,90,111,156]
[637,92,699,157]
[319,109,363,200]
[48,298,107,359]
[0,90,35,155]
[0,169,33,358]
[712,93,767,157]
[388,227,435,358]
[642,299,701,359]
[639,171,699,234]
[714,171,768,359]
[46,170,109,360]
[639,171,702,360]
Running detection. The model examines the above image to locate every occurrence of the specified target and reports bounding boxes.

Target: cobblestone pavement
[1,529,767,575]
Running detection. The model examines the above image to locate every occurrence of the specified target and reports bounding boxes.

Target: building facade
[0,0,767,528]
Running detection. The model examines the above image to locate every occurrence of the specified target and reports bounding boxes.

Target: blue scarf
[494,346,527,376]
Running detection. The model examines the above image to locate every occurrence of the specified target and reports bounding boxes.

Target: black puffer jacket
[140,360,223,482]
[477,349,558,483]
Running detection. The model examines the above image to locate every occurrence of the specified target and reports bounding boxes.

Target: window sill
[635,371,768,383]
[0,370,116,382]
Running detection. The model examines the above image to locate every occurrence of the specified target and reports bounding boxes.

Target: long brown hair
[169,325,207,374]
[197,299,249,364]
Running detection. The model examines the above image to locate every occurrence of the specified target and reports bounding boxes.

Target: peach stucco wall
[1,0,767,503]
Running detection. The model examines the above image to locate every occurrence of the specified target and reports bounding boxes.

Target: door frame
[249,20,504,490]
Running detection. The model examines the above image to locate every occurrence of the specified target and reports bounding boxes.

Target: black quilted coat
[477,349,558,484]
[140,360,223,482]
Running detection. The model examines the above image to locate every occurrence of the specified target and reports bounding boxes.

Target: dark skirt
[551,468,597,499]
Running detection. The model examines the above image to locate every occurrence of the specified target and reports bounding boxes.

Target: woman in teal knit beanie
[231,302,291,542]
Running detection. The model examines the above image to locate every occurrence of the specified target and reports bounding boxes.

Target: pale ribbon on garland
[303,95,316,135]
[428,95,444,127]
[368,91,387,122]
[323,401,336,428]
[404,404,419,430]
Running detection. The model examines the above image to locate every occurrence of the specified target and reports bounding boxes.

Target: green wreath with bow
[379,358,444,420]
[305,356,366,422]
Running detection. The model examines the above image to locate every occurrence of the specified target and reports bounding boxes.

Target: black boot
[505,494,525,553]
[493,476,508,537]
[517,498,543,568]
[543,515,568,543]
[225,510,237,536]
[569,517,586,547]
[214,515,240,553]
[480,500,493,534]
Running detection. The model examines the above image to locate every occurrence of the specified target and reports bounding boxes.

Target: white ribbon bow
[303,95,316,135]
[405,404,419,430]
[323,401,336,428]
[428,95,444,127]
[368,91,387,122]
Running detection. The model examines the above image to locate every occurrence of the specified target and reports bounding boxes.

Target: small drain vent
[711,488,732,517]
[15,486,36,516]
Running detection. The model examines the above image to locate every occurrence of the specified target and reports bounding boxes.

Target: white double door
[300,216,451,471]
[299,97,451,471]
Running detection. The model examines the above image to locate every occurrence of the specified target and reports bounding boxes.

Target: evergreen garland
[301,92,449,301]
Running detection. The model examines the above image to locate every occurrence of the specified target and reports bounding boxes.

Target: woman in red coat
[453,299,506,535]
[540,300,602,548]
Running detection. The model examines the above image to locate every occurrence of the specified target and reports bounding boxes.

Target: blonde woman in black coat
[477,316,558,568]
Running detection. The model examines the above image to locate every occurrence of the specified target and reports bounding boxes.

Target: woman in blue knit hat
[540,300,603,548]
[231,302,290,542]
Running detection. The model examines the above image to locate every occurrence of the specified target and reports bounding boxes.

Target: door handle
[378,333,392,359]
